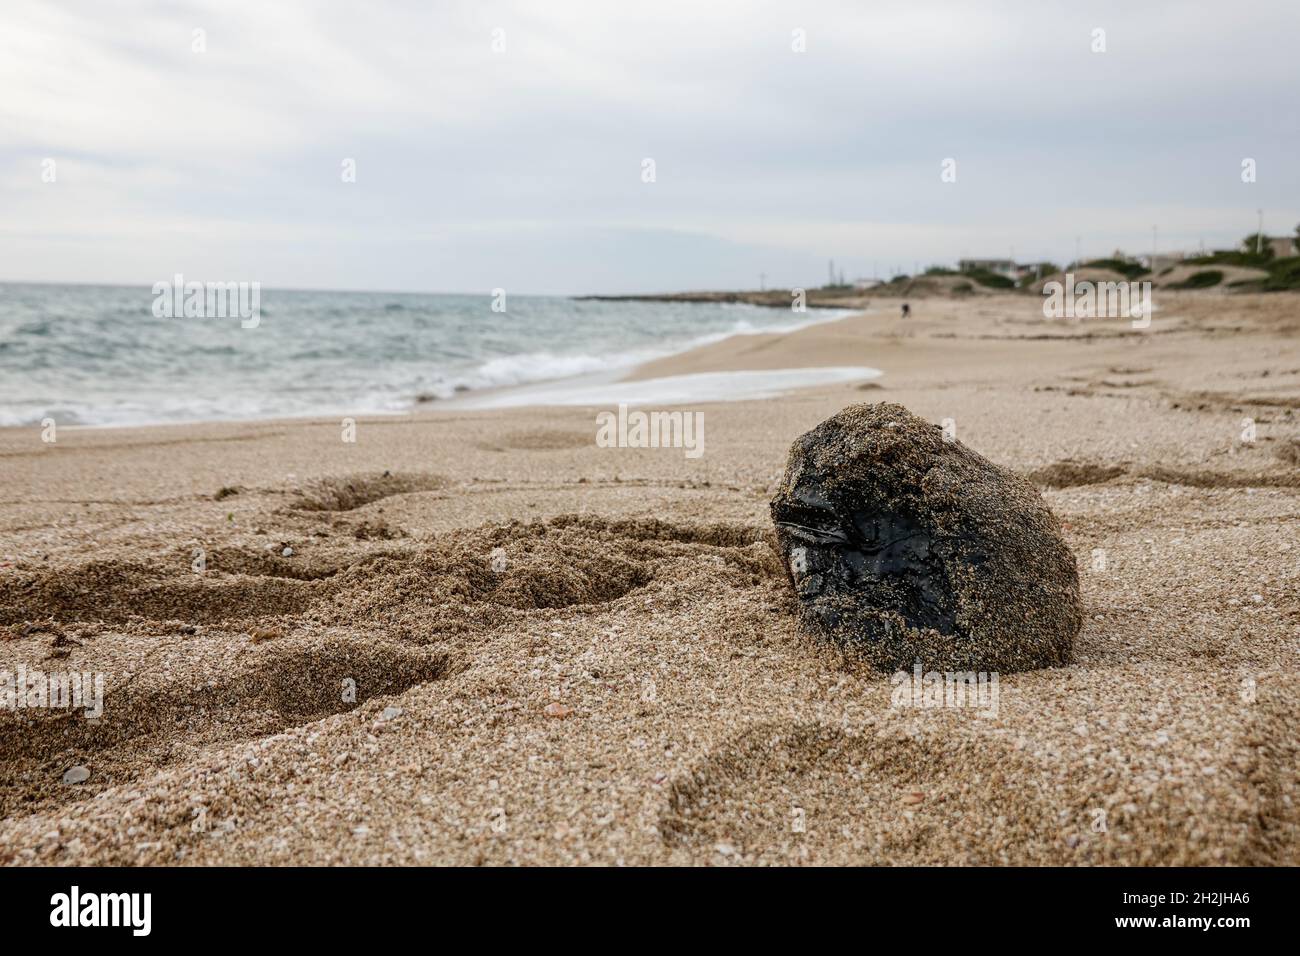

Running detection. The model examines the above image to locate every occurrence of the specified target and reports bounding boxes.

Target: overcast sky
[2,0,1297,294]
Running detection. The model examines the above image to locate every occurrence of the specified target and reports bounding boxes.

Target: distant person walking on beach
[901,302,910,319]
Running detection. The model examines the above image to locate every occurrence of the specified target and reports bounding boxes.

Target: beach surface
[2,292,1298,865]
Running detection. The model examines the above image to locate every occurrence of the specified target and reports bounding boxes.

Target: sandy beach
[2,291,1298,866]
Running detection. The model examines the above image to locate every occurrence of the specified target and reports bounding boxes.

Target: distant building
[1139,252,1185,273]
[1020,262,1056,278]
[958,258,1020,279]
[1265,236,1296,259]
[852,278,883,290]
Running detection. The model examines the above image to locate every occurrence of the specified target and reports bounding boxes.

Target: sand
[1,291,1298,865]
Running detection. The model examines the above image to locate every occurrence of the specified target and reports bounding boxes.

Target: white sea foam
[0,284,867,427]
[451,366,883,409]
[437,309,861,399]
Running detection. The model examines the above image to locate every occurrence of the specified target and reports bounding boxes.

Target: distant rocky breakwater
[574,290,871,310]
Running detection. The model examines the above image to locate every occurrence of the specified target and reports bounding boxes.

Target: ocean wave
[430,307,860,402]
[0,287,866,428]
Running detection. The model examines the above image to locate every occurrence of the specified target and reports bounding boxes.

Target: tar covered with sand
[2,292,1298,865]
[771,401,1081,673]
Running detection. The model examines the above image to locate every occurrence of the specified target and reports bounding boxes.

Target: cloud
[1,0,1296,292]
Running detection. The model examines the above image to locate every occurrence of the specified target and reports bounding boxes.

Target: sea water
[0,283,857,427]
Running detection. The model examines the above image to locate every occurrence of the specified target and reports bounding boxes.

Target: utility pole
[759,271,766,292]
[1152,225,1157,270]
[1257,209,1264,254]
[1074,236,1081,270]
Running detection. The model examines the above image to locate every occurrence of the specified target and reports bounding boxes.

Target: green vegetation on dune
[1081,258,1149,280]
[1187,233,1294,271]
[1170,270,1224,290]
[1186,251,1270,268]
[1180,248,1300,291]
[961,268,1015,289]
[1262,257,1300,291]
[801,228,1300,298]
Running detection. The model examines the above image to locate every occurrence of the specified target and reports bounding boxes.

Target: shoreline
[0,302,868,433]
